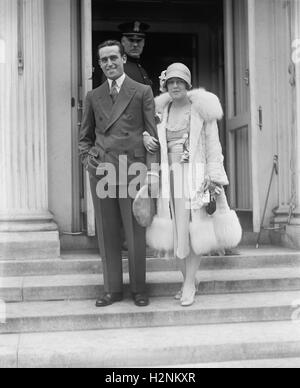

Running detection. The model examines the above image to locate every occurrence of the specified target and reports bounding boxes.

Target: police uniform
[119,21,153,88]
[124,56,152,87]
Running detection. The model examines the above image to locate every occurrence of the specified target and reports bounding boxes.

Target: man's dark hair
[98,40,125,58]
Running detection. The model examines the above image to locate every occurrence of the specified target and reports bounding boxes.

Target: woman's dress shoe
[181,286,196,307]
[175,279,200,301]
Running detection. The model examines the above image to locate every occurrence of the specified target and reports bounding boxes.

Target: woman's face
[167,78,188,100]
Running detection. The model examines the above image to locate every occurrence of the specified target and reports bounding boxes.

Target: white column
[293,0,300,212]
[286,0,300,248]
[0,0,60,259]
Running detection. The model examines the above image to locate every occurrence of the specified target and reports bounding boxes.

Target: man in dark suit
[97,22,159,155]
[79,40,160,308]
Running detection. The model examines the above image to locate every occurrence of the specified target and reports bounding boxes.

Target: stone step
[1,266,300,303]
[0,267,300,302]
[1,320,300,367]
[1,246,300,277]
[60,231,271,250]
[160,358,300,368]
[1,290,300,334]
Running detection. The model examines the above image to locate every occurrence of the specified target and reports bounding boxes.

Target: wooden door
[224,0,259,231]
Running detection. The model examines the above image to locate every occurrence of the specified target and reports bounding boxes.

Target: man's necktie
[110,80,119,104]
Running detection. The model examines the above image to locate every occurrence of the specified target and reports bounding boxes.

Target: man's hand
[143,132,160,154]
[82,154,89,171]
[147,173,160,198]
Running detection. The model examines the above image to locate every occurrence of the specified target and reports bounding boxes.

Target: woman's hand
[181,151,189,163]
[213,185,223,196]
[143,132,160,154]
[201,178,223,196]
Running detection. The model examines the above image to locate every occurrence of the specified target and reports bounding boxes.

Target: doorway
[78,0,257,235]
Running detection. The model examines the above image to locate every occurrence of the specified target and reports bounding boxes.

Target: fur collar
[155,88,223,122]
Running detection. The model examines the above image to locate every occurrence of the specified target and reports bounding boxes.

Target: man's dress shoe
[95,293,123,307]
[133,293,149,307]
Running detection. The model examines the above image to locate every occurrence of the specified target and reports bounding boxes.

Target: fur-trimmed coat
[146,89,242,257]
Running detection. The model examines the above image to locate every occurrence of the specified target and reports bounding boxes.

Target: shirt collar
[108,73,126,89]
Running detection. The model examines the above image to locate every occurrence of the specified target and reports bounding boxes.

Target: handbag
[205,181,223,215]
[133,185,156,228]
[206,194,217,215]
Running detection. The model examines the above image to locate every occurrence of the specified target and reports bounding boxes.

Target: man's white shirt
[108,73,126,93]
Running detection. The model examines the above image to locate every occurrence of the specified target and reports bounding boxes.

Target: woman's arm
[205,120,229,187]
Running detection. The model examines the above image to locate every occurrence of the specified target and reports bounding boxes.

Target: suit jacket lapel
[97,82,113,121]
[105,76,137,132]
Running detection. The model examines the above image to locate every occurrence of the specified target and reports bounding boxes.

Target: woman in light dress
[144,63,242,307]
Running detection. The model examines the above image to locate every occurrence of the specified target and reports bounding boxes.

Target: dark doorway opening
[91,0,224,94]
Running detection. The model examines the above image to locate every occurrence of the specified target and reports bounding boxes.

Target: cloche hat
[159,63,192,92]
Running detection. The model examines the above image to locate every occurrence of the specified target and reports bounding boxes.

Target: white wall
[45,0,74,233]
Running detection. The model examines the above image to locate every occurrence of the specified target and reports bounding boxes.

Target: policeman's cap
[119,21,150,39]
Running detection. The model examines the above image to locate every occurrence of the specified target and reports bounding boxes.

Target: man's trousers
[89,174,146,294]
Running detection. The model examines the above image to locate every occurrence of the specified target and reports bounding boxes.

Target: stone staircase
[1,246,300,368]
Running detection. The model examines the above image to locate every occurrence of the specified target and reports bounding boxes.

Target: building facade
[0,0,300,260]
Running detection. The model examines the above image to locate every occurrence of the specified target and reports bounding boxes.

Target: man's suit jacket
[79,75,159,184]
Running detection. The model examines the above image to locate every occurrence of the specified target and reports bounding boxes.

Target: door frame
[223,0,260,232]
[80,0,96,236]
[247,0,260,232]
[79,0,224,235]
[71,0,82,233]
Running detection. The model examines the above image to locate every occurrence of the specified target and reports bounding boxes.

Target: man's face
[121,36,145,59]
[99,45,127,80]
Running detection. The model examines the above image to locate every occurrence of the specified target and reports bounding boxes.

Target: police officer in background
[119,21,153,88]
[120,22,159,162]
